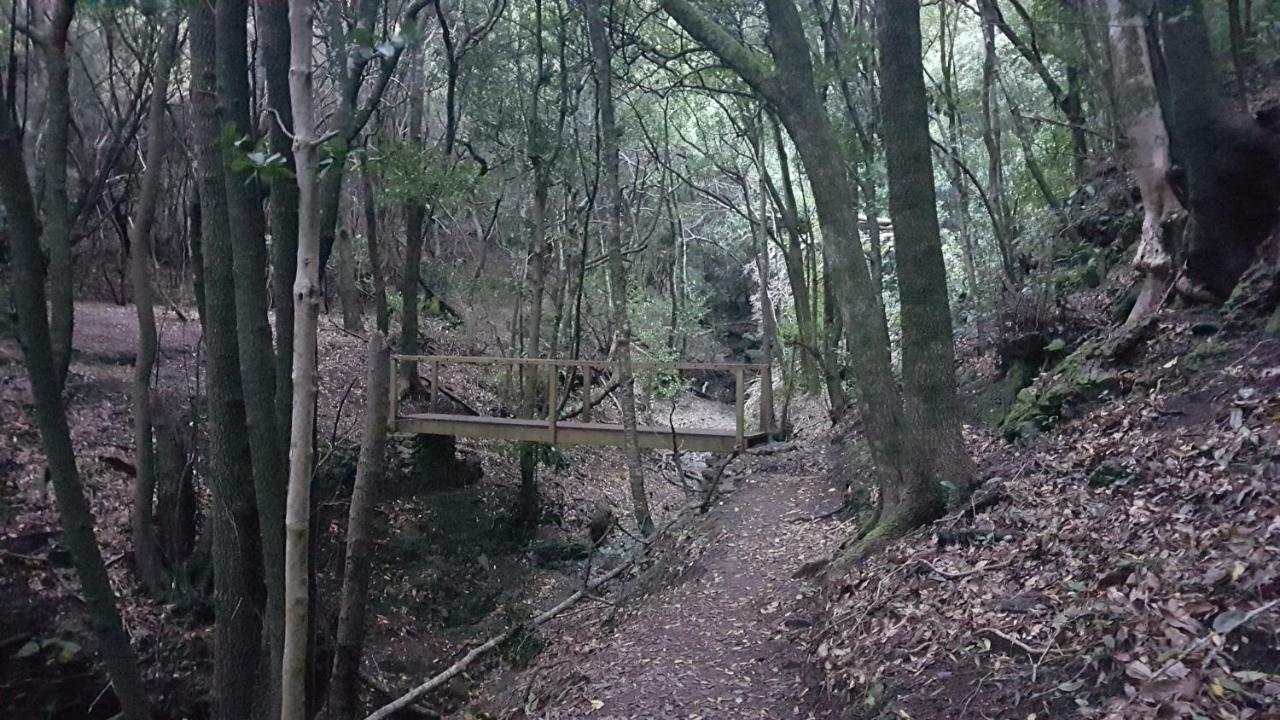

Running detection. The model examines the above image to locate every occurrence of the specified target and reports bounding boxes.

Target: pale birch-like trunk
[1106,0,1183,325]
[281,0,322,712]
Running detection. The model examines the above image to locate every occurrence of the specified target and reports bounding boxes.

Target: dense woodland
[2,0,1280,717]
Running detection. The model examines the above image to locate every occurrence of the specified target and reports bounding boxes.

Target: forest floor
[5,294,1280,720]
[473,438,846,719]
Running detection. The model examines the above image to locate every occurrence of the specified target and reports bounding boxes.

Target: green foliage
[222,126,295,183]
[370,142,482,213]
[627,280,708,398]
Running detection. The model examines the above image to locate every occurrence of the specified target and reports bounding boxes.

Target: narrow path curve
[536,450,844,719]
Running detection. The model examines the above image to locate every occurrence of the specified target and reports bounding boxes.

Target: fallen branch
[363,558,634,720]
[557,375,623,421]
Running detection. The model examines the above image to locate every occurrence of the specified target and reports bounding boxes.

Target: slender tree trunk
[978,0,1016,285]
[259,0,299,437]
[399,51,426,388]
[337,228,362,331]
[215,0,287,704]
[323,333,390,720]
[878,0,976,502]
[0,74,154,720]
[584,0,653,536]
[39,0,75,390]
[282,0,323,710]
[190,4,269,717]
[938,6,980,302]
[1227,0,1250,105]
[130,15,181,595]
[363,167,389,334]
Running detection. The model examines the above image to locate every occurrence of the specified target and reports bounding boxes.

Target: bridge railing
[388,354,774,450]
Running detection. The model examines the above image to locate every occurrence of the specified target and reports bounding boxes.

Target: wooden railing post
[759,364,774,434]
[582,365,593,423]
[547,362,558,444]
[388,355,399,432]
[429,360,440,413]
[734,367,745,450]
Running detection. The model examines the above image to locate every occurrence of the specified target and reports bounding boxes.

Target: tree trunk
[337,228,362,331]
[130,15,181,596]
[1106,0,1183,325]
[584,0,653,536]
[215,1,287,703]
[282,0,323,711]
[399,51,427,389]
[363,167,389,334]
[323,333,391,720]
[0,71,155,720]
[662,0,973,555]
[259,0,299,438]
[1227,0,1250,104]
[1158,0,1276,299]
[878,0,976,503]
[39,0,75,390]
[190,3,269,717]
[978,0,1016,285]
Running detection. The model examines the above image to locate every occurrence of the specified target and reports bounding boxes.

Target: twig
[978,627,1044,657]
[330,378,358,450]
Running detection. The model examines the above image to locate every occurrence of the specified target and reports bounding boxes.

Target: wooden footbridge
[389,355,774,453]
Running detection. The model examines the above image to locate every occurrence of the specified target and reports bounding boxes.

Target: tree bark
[878,0,976,503]
[282,0,323,711]
[1158,0,1276,299]
[322,333,391,720]
[337,227,362,331]
[38,0,75,390]
[1226,0,1250,104]
[584,0,653,536]
[399,50,427,388]
[259,0,300,438]
[130,14,181,596]
[0,71,154,720]
[362,167,389,334]
[190,3,269,717]
[1106,0,1182,325]
[215,1,288,705]
[978,0,1016,285]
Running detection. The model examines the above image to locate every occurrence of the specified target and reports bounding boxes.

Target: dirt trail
[527,449,845,719]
